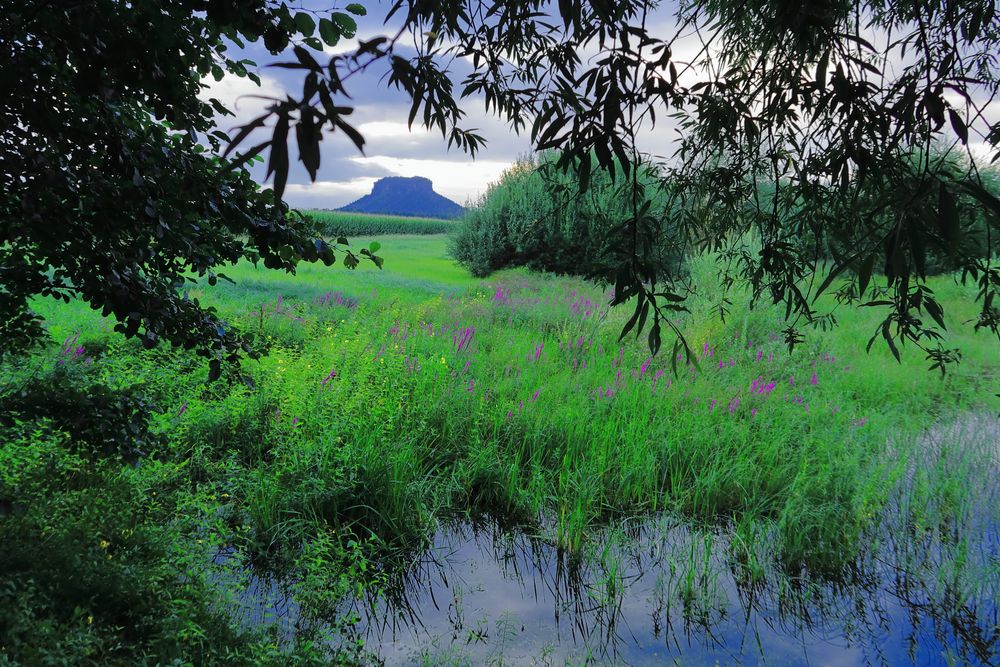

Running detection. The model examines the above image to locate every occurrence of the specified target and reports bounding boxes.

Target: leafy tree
[0,1,378,377]
[4,1,998,374]
[246,0,1000,371]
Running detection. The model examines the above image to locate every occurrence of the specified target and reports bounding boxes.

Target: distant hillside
[338,176,464,219]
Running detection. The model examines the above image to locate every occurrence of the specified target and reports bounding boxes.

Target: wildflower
[88,615,94,625]
[99,539,110,549]
[728,397,740,414]
[810,372,818,386]
[178,402,187,416]
[751,407,757,418]
[441,357,447,365]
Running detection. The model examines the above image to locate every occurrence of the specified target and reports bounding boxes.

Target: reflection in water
[345,514,995,666]
[222,414,999,665]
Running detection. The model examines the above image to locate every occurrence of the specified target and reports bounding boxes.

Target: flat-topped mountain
[338,176,464,219]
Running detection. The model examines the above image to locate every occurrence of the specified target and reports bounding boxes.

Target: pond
[221,414,999,665]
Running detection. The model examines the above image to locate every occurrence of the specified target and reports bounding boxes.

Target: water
[218,414,1000,665]
[344,516,996,666]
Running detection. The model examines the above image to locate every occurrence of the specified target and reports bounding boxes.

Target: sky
[199,2,997,210]
[200,2,536,209]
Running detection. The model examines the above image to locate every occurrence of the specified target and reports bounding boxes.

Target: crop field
[2,235,998,665]
[306,210,458,237]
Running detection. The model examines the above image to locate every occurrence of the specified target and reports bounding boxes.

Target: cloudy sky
[200,2,996,210]
[200,2,539,209]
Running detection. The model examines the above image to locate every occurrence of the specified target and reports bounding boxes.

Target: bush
[450,154,685,279]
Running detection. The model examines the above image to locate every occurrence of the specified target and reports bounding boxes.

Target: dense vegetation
[307,210,457,237]
[2,235,996,663]
[451,155,684,279]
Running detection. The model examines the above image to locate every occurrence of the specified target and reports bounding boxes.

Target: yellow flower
[87,615,94,625]
[99,539,110,549]
[440,357,447,365]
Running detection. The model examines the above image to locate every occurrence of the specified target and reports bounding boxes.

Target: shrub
[450,154,685,279]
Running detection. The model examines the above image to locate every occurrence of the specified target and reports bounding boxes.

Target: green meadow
[2,234,997,664]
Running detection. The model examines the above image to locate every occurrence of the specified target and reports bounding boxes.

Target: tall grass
[3,234,997,662]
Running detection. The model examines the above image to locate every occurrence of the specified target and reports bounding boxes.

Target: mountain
[338,176,464,219]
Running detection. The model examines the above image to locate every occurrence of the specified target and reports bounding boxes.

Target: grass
[306,210,458,237]
[2,234,998,663]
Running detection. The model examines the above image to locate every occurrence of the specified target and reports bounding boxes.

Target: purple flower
[810,372,818,386]
[178,402,187,416]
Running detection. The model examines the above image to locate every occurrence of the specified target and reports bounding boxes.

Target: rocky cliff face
[338,176,464,219]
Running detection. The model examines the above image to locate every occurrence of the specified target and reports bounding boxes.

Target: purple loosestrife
[178,402,187,416]
[810,372,819,386]
[529,343,544,362]
[454,326,476,353]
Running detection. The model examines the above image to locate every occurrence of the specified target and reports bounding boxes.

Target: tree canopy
[3,0,998,375]
[0,1,377,378]
[242,0,999,371]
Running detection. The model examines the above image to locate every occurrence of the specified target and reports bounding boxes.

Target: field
[305,210,458,236]
[2,234,998,665]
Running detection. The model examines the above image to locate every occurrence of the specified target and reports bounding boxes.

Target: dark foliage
[451,154,685,280]
[0,1,377,375]
[249,0,1000,369]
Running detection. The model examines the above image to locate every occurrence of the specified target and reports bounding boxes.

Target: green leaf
[948,108,968,144]
[345,3,367,16]
[331,12,357,38]
[319,18,340,46]
[294,11,316,36]
[368,241,381,253]
[858,253,874,296]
